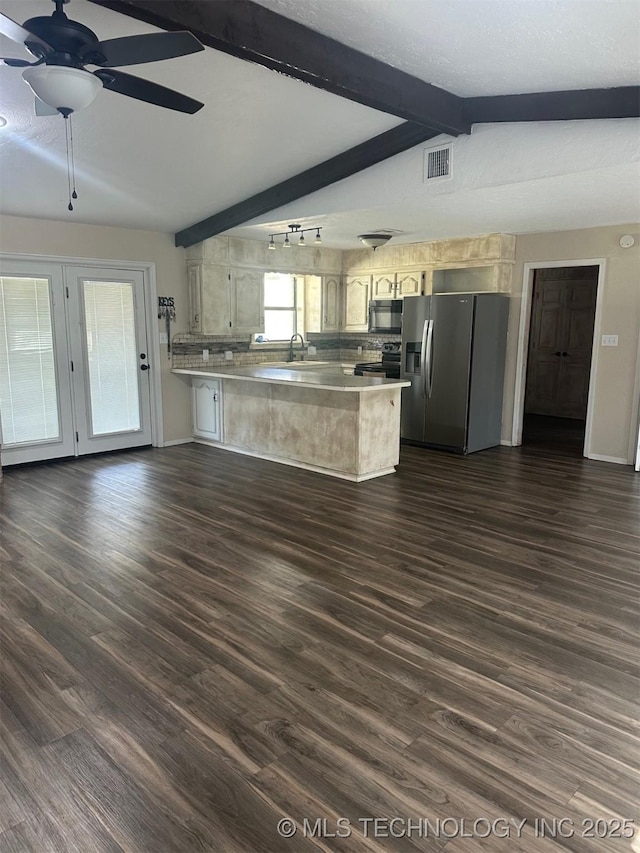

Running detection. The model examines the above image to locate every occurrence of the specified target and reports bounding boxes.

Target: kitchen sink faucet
[287,333,305,362]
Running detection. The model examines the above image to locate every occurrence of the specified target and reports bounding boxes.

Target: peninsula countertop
[172,365,410,392]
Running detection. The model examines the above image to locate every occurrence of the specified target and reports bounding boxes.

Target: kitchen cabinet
[230,268,264,334]
[372,273,395,298]
[396,270,424,297]
[372,270,424,299]
[321,275,341,330]
[191,377,222,441]
[187,262,263,335]
[343,274,371,331]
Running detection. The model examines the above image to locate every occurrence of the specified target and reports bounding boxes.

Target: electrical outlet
[224,350,233,361]
[601,334,619,347]
[202,349,209,362]
[357,345,363,355]
[308,345,317,356]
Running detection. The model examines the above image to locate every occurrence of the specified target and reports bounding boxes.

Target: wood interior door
[525,269,598,419]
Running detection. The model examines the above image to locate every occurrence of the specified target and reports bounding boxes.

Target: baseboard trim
[192,438,396,481]
[163,437,194,447]
[500,439,514,447]
[586,453,628,465]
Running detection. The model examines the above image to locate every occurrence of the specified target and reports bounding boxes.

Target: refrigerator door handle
[427,319,435,398]
[420,319,429,397]
[423,319,434,398]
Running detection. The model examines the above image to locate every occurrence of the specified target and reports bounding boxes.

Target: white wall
[0,214,192,443]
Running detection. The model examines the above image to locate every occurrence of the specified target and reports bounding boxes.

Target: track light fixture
[268,223,323,249]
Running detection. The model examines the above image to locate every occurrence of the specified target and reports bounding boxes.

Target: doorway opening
[512,260,604,458]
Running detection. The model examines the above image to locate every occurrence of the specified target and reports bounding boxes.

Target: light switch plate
[601,334,619,347]
[159,331,168,344]
[202,349,210,361]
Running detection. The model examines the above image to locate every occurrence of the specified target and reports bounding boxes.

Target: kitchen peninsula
[173,365,409,481]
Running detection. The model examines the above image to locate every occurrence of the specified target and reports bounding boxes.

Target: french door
[0,259,152,466]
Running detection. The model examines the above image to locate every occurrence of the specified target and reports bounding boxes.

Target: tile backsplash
[171,332,400,370]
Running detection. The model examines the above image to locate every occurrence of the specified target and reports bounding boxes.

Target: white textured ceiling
[0,0,638,247]
[254,0,640,96]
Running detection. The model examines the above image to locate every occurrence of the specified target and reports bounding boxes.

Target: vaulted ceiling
[0,0,638,249]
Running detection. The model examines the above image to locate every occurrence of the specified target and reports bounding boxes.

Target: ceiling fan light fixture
[22,64,103,111]
[358,233,393,250]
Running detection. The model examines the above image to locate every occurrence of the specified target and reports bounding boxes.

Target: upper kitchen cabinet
[230,268,263,334]
[372,273,395,298]
[372,270,424,299]
[187,261,229,334]
[187,262,263,335]
[305,274,340,332]
[322,275,341,331]
[396,270,424,297]
[343,274,371,331]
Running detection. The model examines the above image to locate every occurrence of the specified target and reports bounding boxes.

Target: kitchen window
[254,273,304,342]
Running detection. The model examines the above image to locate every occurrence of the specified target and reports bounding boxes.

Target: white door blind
[82,280,141,435]
[0,276,60,445]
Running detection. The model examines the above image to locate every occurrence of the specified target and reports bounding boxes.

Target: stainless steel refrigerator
[400,293,509,453]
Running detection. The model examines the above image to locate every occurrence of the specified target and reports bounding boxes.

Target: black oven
[368,299,403,334]
[355,342,401,379]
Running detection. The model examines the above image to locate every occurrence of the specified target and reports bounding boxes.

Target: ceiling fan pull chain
[63,114,73,211]
[69,112,78,200]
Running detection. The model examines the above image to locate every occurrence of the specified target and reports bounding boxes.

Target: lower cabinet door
[191,378,222,441]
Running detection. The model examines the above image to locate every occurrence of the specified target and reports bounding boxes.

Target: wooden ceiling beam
[87,0,470,136]
[464,87,640,124]
[175,122,440,247]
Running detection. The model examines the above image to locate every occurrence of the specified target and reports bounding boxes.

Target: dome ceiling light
[358,233,393,250]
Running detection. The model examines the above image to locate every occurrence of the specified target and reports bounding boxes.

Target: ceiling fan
[0,0,205,115]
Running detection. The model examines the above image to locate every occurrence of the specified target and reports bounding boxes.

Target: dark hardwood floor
[522,415,587,458]
[1,443,638,852]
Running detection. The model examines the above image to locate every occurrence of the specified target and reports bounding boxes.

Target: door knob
[554,351,561,356]
[140,364,150,371]
[139,353,146,359]
[562,351,569,357]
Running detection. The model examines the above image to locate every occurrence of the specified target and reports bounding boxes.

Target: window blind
[0,276,60,445]
[82,280,141,435]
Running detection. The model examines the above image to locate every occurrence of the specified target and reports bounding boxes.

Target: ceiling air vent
[424,144,452,182]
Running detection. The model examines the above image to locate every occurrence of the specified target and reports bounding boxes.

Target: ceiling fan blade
[1,57,34,67]
[94,69,204,114]
[34,97,59,116]
[0,12,52,57]
[87,31,204,68]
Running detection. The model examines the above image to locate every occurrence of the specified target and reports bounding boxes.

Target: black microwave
[368,299,403,334]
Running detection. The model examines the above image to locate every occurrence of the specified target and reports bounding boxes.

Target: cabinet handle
[194,313,199,323]
[213,392,218,402]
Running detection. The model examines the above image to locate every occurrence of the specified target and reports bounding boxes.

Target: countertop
[172,365,410,393]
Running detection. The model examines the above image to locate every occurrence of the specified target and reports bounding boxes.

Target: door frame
[0,252,163,449]
[511,258,606,457]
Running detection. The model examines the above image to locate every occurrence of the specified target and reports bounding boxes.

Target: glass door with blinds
[0,261,75,464]
[66,267,152,455]
[0,260,153,466]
